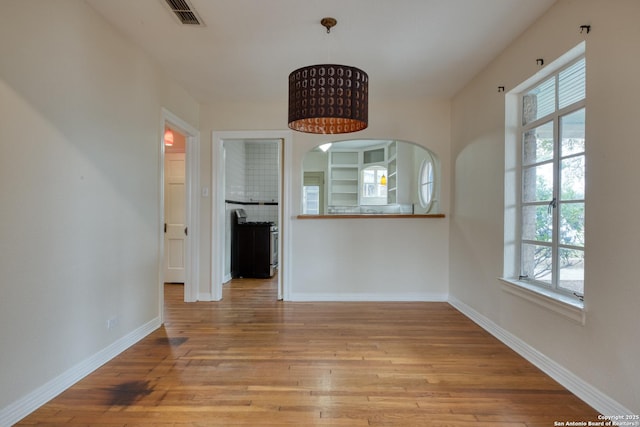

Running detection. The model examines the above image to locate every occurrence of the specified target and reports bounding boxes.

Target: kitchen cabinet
[363,147,385,164]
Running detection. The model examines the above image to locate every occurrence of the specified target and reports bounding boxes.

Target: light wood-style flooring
[17,276,601,426]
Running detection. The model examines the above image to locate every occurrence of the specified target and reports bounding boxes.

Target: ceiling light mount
[321,17,337,33]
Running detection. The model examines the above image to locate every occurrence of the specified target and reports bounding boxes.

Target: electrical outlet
[106,317,118,330]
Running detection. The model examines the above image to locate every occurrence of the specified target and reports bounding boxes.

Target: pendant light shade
[164,129,174,146]
[287,18,368,134]
[288,64,368,134]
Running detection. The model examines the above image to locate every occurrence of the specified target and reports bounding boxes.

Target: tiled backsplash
[224,140,279,224]
[327,204,415,214]
[224,141,246,201]
[245,142,279,203]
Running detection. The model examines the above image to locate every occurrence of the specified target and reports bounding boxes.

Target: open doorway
[212,130,292,301]
[224,139,280,282]
[163,126,189,286]
[160,109,200,309]
[303,171,325,215]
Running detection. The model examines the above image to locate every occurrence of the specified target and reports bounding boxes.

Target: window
[360,166,387,205]
[418,154,435,211]
[515,55,586,302]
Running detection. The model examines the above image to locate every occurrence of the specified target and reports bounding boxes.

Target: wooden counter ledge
[297,214,445,219]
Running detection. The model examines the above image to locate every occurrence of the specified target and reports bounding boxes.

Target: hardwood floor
[17,276,601,426]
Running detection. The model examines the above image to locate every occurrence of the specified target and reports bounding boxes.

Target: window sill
[499,278,585,325]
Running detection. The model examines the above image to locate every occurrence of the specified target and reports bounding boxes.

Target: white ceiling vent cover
[164,0,205,26]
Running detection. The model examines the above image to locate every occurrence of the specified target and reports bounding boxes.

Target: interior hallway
[17,277,600,426]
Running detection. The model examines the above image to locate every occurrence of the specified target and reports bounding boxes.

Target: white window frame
[418,154,436,212]
[360,165,388,206]
[502,42,586,324]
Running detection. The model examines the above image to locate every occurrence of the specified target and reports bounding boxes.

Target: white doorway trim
[160,108,200,311]
[211,130,293,301]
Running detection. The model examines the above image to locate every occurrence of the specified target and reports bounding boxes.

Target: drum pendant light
[288,18,368,134]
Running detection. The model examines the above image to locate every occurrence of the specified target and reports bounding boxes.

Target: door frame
[160,108,200,311]
[211,130,293,301]
[303,171,325,215]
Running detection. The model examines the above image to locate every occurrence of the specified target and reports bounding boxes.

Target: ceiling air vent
[164,0,205,26]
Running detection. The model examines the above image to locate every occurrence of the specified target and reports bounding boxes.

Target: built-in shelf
[328,151,360,207]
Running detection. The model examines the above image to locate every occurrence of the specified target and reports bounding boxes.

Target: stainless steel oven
[270,225,278,273]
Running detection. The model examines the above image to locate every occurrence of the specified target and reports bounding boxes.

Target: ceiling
[87,0,557,105]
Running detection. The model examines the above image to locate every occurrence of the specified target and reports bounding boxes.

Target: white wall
[0,0,199,419]
[200,98,451,301]
[450,0,640,413]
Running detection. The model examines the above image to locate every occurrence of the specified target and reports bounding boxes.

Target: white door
[164,153,186,283]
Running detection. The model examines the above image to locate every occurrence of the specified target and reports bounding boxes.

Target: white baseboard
[448,296,632,416]
[198,292,213,301]
[288,292,448,302]
[0,317,161,427]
